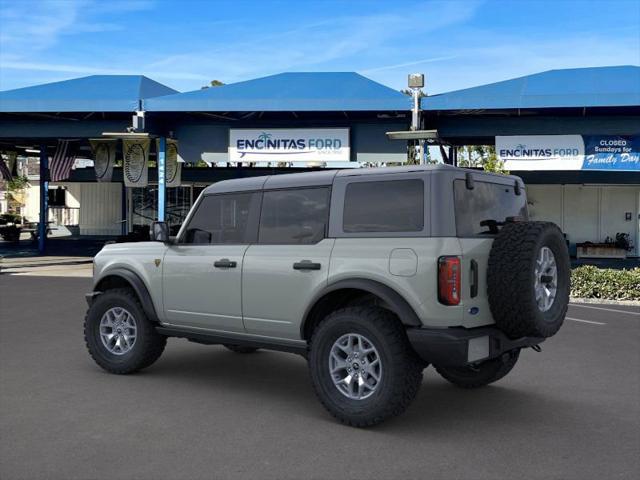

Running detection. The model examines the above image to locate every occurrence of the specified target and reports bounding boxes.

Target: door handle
[470,259,478,298]
[293,260,321,271]
[214,258,237,269]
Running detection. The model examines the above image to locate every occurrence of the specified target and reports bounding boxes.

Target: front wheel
[435,349,520,389]
[84,288,167,374]
[309,307,423,427]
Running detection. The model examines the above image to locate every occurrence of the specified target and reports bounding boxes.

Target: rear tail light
[438,256,461,306]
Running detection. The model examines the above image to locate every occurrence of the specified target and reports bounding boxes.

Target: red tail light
[438,256,461,306]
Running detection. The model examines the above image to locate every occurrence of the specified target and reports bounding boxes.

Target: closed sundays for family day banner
[229,128,350,162]
[496,135,640,171]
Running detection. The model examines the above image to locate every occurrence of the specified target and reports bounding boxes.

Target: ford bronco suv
[85,165,569,427]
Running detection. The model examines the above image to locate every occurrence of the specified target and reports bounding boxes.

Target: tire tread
[84,288,167,374]
[309,306,423,427]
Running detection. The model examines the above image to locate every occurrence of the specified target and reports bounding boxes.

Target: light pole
[408,73,425,164]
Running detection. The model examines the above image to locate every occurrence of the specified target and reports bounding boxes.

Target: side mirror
[151,221,170,243]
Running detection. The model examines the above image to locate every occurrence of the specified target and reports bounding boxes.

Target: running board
[156,326,308,356]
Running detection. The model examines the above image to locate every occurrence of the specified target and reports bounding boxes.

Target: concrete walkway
[0,255,93,276]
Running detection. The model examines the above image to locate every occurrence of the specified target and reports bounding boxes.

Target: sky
[0,0,639,94]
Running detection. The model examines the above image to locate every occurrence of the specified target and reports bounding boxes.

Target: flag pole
[157,137,166,222]
[38,144,48,254]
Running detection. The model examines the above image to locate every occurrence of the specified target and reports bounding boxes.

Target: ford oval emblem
[469,307,479,315]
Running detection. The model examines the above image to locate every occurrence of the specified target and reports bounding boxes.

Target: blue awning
[0,75,178,113]
[422,66,640,111]
[145,72,411,112]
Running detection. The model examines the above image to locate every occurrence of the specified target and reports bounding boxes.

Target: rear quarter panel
[328,237,466,328]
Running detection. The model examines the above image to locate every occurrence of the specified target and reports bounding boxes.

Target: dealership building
[0,66,638,258]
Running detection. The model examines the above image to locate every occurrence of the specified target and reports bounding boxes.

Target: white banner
[90,139,116,182]
[496,135,585,170]
[156,138,181,187]
[229,128,350,162]
[123,138,149,187]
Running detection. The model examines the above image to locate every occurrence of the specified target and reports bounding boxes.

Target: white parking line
[569,303,640,316]
[566,317,606,325]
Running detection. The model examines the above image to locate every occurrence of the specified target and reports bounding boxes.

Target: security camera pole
[408,73,425,164]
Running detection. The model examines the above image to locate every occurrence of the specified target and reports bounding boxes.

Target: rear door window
[259,188,330,244]
[454,180,528,236]
[343,179,424,233]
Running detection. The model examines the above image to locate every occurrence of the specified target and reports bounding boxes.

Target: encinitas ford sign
[497,135,585,170]
[229,128,350,162]
[497,135,640,171]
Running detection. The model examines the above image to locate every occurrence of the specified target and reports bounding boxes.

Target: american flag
[0,156,12,181]
[49,140,78,182]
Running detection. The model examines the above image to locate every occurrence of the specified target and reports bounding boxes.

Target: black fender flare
[93,268,159,322]
[301,278,422,338]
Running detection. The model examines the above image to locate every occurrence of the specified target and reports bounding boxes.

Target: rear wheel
[435,349,520,389]
[84,288,166,374]
[309,307,423,427]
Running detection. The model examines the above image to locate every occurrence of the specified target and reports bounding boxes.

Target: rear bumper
[406,325,544,367]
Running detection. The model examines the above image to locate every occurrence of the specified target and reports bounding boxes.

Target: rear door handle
[214,258,237,269]
[470,259,478,298]
[293,260,321,271]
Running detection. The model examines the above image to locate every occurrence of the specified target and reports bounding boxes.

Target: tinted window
[182,192,258,244]
[454,180,528,236]
[343,179,424,233]
[259,188,330,244]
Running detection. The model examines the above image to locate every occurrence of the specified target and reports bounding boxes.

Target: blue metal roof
[145,72,411,112]
[422,66,640,111]
[0,75,178,113]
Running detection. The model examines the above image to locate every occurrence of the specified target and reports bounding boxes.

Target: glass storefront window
[131,185,193,237]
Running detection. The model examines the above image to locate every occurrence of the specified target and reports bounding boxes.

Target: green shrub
[571,266,640,301]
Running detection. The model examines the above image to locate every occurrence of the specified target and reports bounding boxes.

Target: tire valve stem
[530,344,542,353]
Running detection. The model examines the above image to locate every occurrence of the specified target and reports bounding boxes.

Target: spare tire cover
[487,221,570,339]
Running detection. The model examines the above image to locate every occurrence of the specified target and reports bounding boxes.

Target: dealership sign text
[229,128,350,162]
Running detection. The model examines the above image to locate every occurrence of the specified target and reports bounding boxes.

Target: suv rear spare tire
[487,221,570,339]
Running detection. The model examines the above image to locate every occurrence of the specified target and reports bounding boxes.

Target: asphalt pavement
[1,275,638,480]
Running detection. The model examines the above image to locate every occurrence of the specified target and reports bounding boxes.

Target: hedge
[571,266,640,301]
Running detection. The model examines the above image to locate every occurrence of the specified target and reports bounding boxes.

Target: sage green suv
[85,165,569,427]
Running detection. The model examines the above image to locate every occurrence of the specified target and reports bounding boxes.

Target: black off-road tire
[84,288,167,374]
[435,349,520,389]
[309,306,423,427]
[488,221,570,339]
[223,344,259,354]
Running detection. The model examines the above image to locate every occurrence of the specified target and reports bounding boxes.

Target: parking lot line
[566,316,606,325]
[569,303,640,316]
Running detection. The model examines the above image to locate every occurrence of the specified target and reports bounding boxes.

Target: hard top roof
[202,164,463,195]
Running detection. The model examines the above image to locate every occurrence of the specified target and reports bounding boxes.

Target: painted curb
[570,297,640,307]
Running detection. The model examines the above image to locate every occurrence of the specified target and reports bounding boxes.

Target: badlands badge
[123,138,149,187]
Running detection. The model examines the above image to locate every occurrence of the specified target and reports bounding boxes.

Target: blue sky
[0,0,638,94]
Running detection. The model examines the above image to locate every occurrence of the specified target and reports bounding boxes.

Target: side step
[156,326,308,356]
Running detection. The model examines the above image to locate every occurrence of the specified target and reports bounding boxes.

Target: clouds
[415,24,640,94]
[0,0,484,90]
[0,0,638,93]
